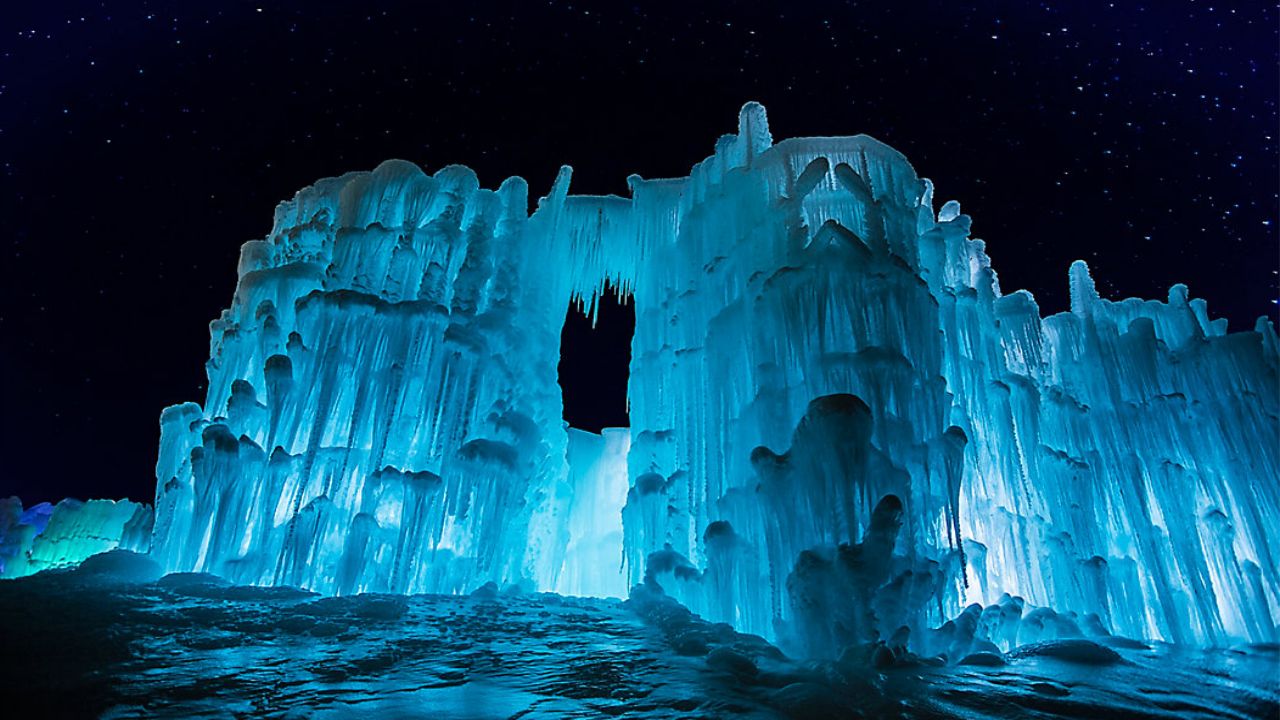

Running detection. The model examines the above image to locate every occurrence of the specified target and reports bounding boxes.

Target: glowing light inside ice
[4,103,1273,658]
[149,102,1280,649]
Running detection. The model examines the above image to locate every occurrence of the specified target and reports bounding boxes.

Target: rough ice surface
[1,565,1276,719]
[136,102,1278,656]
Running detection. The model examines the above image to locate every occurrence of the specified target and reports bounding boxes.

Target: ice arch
[150,103,1279,648]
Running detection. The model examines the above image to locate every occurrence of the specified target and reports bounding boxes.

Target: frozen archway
[148,103,1279,650]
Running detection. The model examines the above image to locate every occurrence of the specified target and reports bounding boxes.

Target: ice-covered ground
[1,551,1275,719]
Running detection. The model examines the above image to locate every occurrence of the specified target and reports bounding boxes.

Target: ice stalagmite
[145,102,1277,654]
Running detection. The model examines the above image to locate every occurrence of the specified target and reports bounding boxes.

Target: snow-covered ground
[0,551,1275,719]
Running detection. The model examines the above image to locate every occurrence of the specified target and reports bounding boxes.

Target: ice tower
[149,103,1279,651]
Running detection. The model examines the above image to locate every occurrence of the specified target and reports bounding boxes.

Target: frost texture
[145,102,1277,650]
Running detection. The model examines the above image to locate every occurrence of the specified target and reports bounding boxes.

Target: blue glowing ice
[0,497,150,578]
[9,104,1275,660]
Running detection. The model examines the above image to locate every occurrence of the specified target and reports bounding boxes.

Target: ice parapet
[150,102,1278,651]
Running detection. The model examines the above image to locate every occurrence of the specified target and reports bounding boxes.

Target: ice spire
[737,101,772,162]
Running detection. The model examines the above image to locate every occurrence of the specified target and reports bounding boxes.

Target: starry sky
[2,1,1276,505]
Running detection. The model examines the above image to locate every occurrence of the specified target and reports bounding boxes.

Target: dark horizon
[2,1,1276,506]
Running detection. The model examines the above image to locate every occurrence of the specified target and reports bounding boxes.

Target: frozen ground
[0,551,1275,720]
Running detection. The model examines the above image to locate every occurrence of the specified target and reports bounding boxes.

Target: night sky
[2,1,1276,505]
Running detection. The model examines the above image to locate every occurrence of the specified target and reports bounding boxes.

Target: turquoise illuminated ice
[18,103,1272,654]
[0,497,150,577]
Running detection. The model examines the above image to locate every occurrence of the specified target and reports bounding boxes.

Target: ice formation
[14,103,1269,658]
[0,497,151,578]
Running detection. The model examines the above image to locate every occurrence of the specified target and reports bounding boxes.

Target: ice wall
[0,497,151,578]
[609,107,1278,647]
[150,165,584,595]
[150,102,1278,650]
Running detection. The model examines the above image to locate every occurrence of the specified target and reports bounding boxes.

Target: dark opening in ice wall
[147,103,1278,653]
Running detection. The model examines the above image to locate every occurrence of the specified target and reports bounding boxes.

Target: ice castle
[7,103,1276,656]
